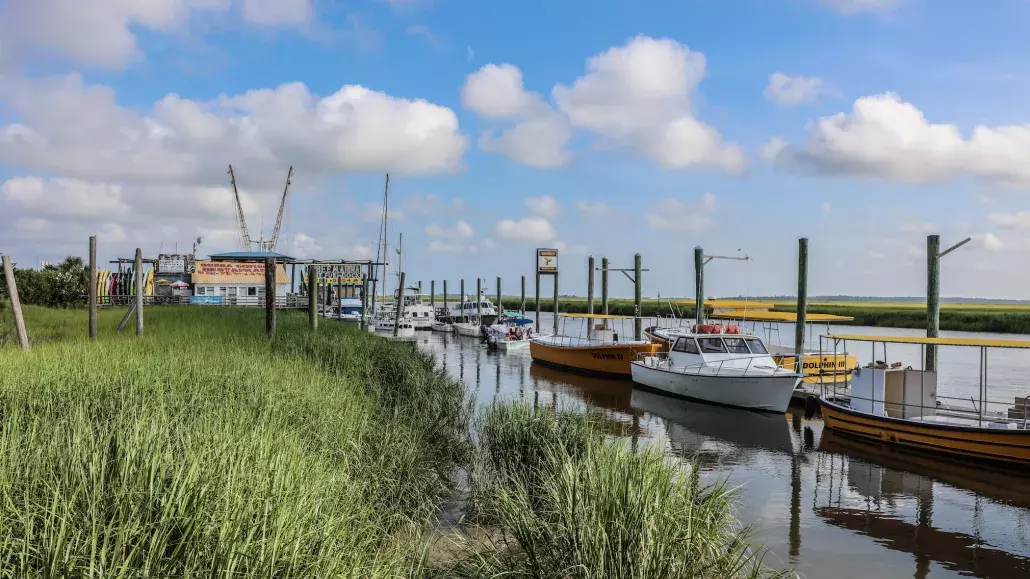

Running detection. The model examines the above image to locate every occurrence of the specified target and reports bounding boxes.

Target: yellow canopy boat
[818,334,1030,466]
[529,313,661,378]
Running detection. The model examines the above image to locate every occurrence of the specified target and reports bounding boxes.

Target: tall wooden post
[88,235,97,341]
[633,252,642,341]
[2,255,29,351]
[430,280,435,309]
[794,238,809,373]
[265,257,276,337]
[496,277,502,316]
[553,272,559,335]
[443,280,448,315]
[360,275,369,331]
[694,246,704,324]
[926,234,940,372]
[477,278,482,323]
[134,248,144,336]
[535,274,541,328]
[460,279,465,321]
[418,280,422,294]
[601,256,609,315]
[587,255,595,315]
[394,271,406,336]
[307,265,318,330]
[521,275,526,314]
[291,263,296,294]
[336,265,343,317]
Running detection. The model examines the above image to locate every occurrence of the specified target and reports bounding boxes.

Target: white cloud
[764,73,833,106]
[361,202,405,222]
[576,200,610,218]
[987,211,1030,229]
[760,136,789,162]
[781,93,1030,187]
[0,74,468,186]
[553,35,744,173]
[645,196,717,232]
[426,220,474,239]
[977,232,1005,251]
[290,232,322,258]
[819,0,901,15]
[525,196,561,219]
[404,192,442,214]
[493,216,558,243]
[426,219,476,252]
[868,251,885,259]
[821,202,833,214]
[463,64,571,168]
[405,24,442,49]
[15,217,52,232]
[97,222,127,243]
[2,176,130,220]
[0,0,313,70]
[554,240,588,255]
[901,221,936,233]
[451,197,466,210]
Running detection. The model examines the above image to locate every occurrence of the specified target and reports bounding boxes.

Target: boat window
[724,338,750,354]
[672,337,700,354]
[697,338,727,353]
[744,338,768,355]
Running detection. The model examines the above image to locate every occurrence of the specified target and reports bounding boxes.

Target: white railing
[634,351,795,378]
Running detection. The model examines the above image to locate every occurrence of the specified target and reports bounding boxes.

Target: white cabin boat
[430,320,453,332]
[630,328,801,413]
[441,292,499,326]
[337,298,363,324]
[397,288,435,329]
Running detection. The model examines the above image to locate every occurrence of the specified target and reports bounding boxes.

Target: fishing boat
[529,314,661,377]
[630,326,801,413]
[398,287,435,329]
[430,320,453,332]
[818,334,1030,466]
[337,297,363,323]
[486,312,539,351]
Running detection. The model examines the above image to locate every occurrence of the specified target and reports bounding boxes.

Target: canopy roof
[673,299,776,310]
[559,313,636,319]
[825,333,1030,349]
[711,310,854,322]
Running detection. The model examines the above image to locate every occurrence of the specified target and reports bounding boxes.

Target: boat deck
[532,335,652,348]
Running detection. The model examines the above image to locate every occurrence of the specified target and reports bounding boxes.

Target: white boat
[337,298,363,323]
[630,328,801,413]
[485,312,539,350]
[442,292,499,326]
[454,322,482,337]
[430,320,453,332]
[397,287,435,329]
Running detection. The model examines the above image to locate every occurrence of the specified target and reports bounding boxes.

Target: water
[414,316,1030,578]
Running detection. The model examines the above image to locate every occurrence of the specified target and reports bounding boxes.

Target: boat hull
[819,398,1030,466]
[630,361,798,413]
[496,338,531,351]
[454,323,481,337]
[529,340,660,377]
[430,321,453,332]
[774,353,857,384]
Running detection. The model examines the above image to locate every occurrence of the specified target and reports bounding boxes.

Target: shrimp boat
[630,326,801,413]
[529,314,662,377]
[818,334,1030,466]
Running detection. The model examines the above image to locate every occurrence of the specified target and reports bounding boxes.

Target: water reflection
[419,328,1030,578]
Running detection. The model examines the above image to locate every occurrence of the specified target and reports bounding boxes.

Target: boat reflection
[629,388,796,464]
[528,362,644,437]
[815,428,1030,578]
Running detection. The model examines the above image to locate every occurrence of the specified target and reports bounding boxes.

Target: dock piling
[308,265,318,330]
[497,277,502,316]
[633,253,642,341]
[135,248,144,336]
[89,235,97,341]
[601,256,609,315]
[2,255,29,351]
[794,238,808,372]
[535,274,541,329]
[336,265,343,316]
[926,234,940,372]
[443,280,448,314]
[461,279,465,322]
[552,273,559,335]
[360,275,369,331]
[694,246,704,324]
[521,275,525,314]
[587,255,595,315]
[430,280,435,309]
[265,257,276,337]
[477,278,482,323]
[394,271,407,336]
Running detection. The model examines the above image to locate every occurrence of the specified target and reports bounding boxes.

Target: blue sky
[3,0,1030,298]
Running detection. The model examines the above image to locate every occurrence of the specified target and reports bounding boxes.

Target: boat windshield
[698,337,727,353]
[724,337,750,354]
[672,337,700,354]
[744,338,768,354]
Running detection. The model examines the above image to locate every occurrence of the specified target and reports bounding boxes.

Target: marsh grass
[0,306,470,577]
[441,402,790,579]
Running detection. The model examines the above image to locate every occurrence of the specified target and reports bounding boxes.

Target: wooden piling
[552,273,559,335]
[134,248,144,336]
[535,274,541,328]
[926,234,940,372]
[336,265,343,318]
[794,238,808,372]
[394,271,406,336]
[291,263,296,294]
[461,279,465,322]
[430,280,435,309]
[633,253,642,341]
[496,277,502,316]
[360,275,369,331]
[2,255,29,351]
[89,235,97,341]
[587,255,595,315]
[601,256,609,315]
[694,246,704,324]
[443,280,448,314]
[265,257,276,337]
[521,275,526,314]
[477,278,482,323]
[308,265,318,330]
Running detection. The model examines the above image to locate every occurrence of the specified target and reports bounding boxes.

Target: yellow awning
[673,299,776,310]
[824,334,1030,349]
[559,313,636,319]
[711,310,854,322]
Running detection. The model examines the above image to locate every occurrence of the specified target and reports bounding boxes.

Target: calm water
[410,317,1030,579]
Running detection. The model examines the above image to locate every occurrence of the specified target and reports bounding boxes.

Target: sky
[3,0,1030,299]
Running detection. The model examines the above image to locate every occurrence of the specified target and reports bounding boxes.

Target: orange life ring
[724,325,740,334]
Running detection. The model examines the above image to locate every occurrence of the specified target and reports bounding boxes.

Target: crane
[266,166,293,252]
[228,165,252,251]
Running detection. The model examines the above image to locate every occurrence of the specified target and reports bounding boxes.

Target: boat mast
[376,174,390,309]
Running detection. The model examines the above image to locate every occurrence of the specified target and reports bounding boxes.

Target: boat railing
[633,351,794,378]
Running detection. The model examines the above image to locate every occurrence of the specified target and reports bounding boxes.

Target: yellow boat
[818,334,1030,466]
[529,314,661,378]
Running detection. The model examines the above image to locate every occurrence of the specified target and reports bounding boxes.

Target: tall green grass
[0,307,470,577]
[441,401,789,579]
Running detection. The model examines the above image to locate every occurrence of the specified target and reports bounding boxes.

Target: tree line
[1,256,88,309]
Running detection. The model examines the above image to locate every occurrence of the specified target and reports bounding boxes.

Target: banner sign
[537,248,558,274]
[194,261,266,276]
[158,258,185,274]
[190,296,222,305]
[304,264,365,284]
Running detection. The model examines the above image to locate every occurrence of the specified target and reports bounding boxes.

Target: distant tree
[0,256,88,308]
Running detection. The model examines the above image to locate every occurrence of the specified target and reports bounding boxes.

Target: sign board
[190,296,222,305]
[158,258,186,274]
[194,261,266,276]
[305,264,365,284]
[537,248,558,274]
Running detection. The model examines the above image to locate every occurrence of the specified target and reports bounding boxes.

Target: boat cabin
[665,330,780,372]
